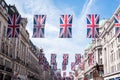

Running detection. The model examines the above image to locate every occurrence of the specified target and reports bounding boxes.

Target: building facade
[0,0,53,80]
[83,42,104,80]
[101,5,120,80]
[82,5,120,80]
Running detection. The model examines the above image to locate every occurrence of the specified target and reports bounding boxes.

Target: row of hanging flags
[38,52,94,78]
[39,52,50,71]
[7,13,120,38]
[50,54,84,78]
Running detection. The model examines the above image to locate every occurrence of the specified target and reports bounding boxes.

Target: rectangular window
[2,26,6,37]
[117,49,120,60]
[118,35,120,42]
[1,1,5,7]
[111,53,114,62]
[5,60,11,68]
[111,66,114,73]
[5,7,8,12]
[117,63,120,70]
[0,22,1,34]
[0,57,3,65]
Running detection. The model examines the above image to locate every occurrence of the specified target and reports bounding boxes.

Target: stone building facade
[81,5,120,80]
[0,0,53,80]
[101,5,120,80]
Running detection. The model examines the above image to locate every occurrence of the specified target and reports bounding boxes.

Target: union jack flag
[62,64,66,71]
[33,15,46,38]
[59,15,73,38]
[7,14,21,38]
[69,72,74,80]
[63,54,69,60]
[52,64,57,71]
[56,69,61,79]
[88,53,94,66]
[114,13,120,37]
[43,60,50,71]
[75,71,78,77]
[86,14,99,38]
[51,54,57,65]
[63,72,66,78]
[75,54,81,65]
[62,60,68,65]
[71,62,75,71]
[50,70,55,76]
[39,53,45,65]
[63,54,69,65]
[79,62,84,70]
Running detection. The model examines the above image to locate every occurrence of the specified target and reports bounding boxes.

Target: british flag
[63,54,69,65]
[62,60,68,65]
[43,60,50,71]
[62,64,66,71]
[52,64,57,71]
[39,53,45,65]
[63,54,69,60]
[51,54,57,65]
[59,15,73,38]
[114,13,120,37]
[69,72,74,80]
[88,53,94,66]
[63,72,66,78]
[86,14,99,38]
[56,69,61,79]
[75,54,81,65]
[79,62,84,70]
[7,14,21,38]
[33,15,46,38]
[50,70,55,76]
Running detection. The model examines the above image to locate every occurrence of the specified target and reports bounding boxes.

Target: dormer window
[117,35,120,42]
[1,1,5,7]
[5,7,8,12]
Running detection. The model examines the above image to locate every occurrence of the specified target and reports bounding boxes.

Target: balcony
[0,64,5,70]
[5,67,12,72]
[27,75,34,78]
[15,57,20,62]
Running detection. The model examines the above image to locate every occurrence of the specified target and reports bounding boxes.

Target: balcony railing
[0,64,5,70]
[5,67,12,72]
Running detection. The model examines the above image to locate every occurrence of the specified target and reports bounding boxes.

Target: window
[111,42,114,48]
[2,26,6,37]
[5,7,8,12]
[1,1,5,7]
[5,60,11,68]
[100,59,102,64]
[0,57,3,65]
[117,49,120,60]
[111,53,114,62]
[118,35,120,42]
[117,63,120,70]
[0,22,1,34]
[104,37,106,42]
[111,66,114,73]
